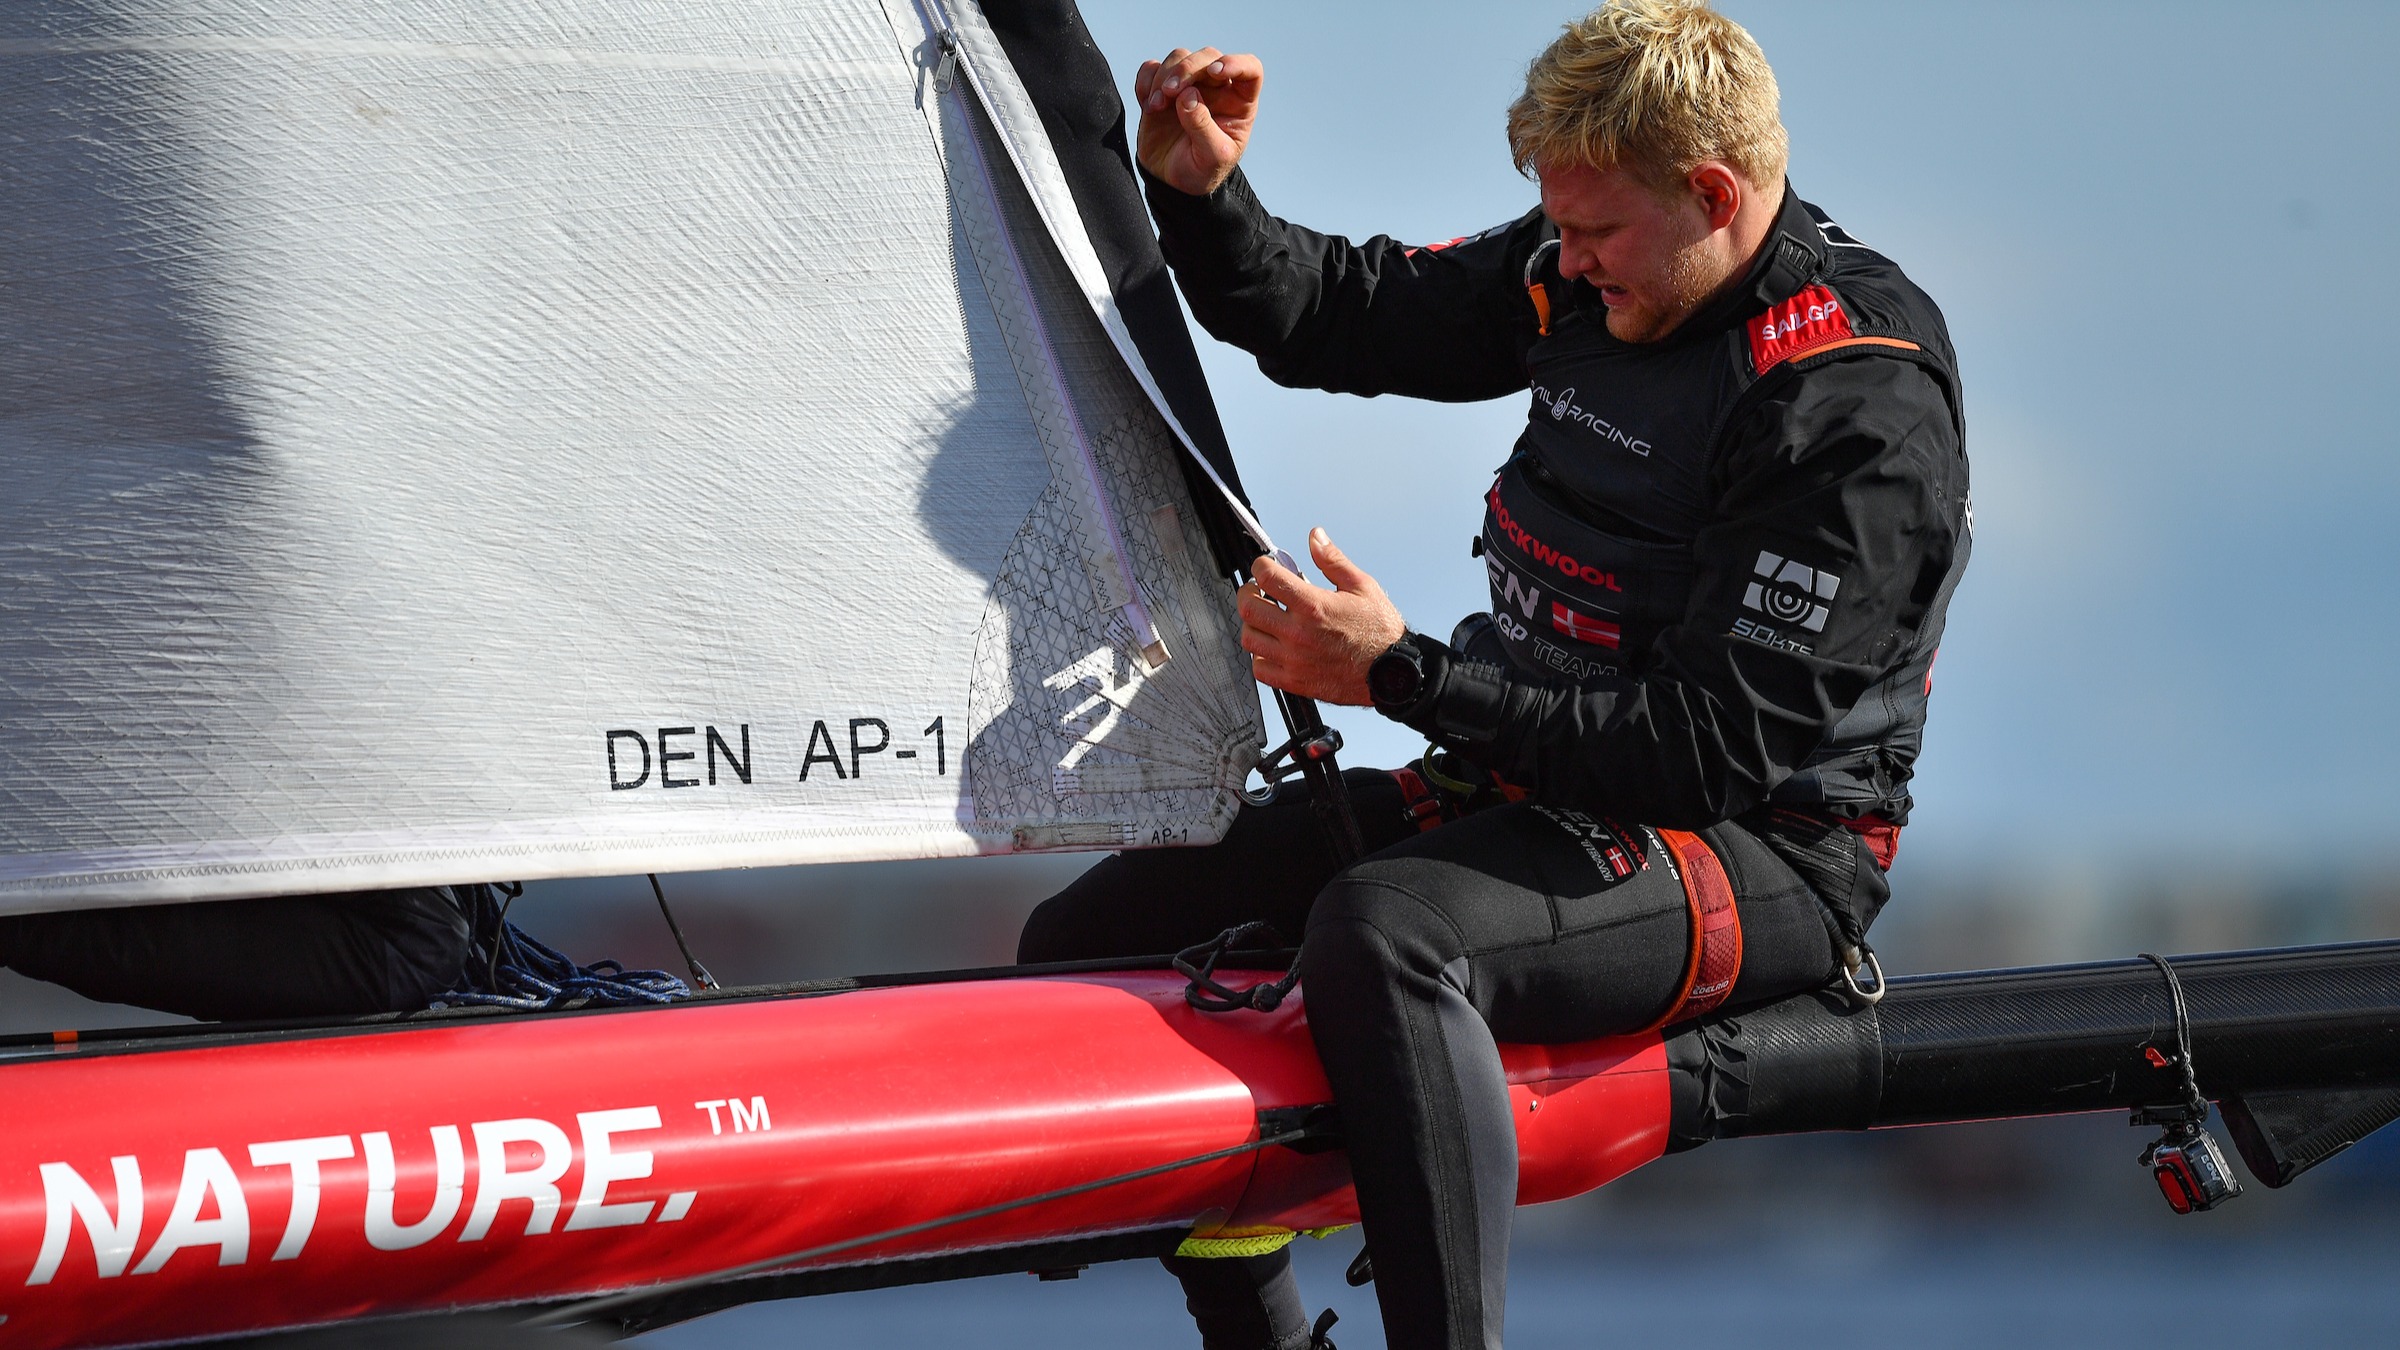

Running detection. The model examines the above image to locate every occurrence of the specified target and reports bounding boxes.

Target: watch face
[1370,651,1421,707]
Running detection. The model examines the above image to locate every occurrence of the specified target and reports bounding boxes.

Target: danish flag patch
[1550,601,1622,649]
[1748,284,1855,373]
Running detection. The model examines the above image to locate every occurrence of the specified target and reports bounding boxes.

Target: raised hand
[1133,47,1262,197]
[1239,529,1407,706]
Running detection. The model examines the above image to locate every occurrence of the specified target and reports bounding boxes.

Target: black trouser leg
[1301,805,1841,1350]
[1300,893,1529,1350]
[1020,771,1414,1350]
[1017,769,1412,964]
[0,886,472,1021]
[1018,783,1846,1350]
[1299,807,1680,1350]
[1162,1250,1317,1350]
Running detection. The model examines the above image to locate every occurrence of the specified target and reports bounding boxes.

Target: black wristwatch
[1367,635,1427,713]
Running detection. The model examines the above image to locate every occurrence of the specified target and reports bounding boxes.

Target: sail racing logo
[1529,386,1651,456]
[1741,551,1841,634]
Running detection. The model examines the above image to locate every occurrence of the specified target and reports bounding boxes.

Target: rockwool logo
[1742,551,1840,633]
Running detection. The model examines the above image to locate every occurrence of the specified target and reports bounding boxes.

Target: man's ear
[1687,162,1744,232]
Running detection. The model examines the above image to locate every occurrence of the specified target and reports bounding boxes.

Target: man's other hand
[1134,47,1261,196]
[1241,529,1406,706]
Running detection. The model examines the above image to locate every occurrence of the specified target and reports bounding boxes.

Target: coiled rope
[433,882,693,1010]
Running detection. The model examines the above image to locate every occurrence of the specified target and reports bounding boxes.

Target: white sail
[0,0,1266,911]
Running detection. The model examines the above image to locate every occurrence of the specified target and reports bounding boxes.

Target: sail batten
[0,0,1264,911]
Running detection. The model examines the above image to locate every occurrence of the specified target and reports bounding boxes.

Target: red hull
[0,972,1667,1347]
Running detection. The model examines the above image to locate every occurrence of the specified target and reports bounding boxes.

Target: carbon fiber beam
[1667,938,2400,1141]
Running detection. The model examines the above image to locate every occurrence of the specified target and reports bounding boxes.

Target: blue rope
[433,883,691,1011]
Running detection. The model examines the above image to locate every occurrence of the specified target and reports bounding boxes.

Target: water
[624,1107,2400,1348]
[639,1220,2399,1349]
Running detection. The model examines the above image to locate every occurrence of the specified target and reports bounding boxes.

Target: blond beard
[1603,236,1723,343]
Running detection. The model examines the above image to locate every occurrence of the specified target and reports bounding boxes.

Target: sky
[1071,0,2400,874]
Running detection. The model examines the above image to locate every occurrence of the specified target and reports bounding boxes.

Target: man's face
[1539,161,1724,343]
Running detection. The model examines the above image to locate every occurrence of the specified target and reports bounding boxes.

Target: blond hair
[1507,1,1787,191]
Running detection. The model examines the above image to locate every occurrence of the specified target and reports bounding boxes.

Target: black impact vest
[1472,193,1968,822]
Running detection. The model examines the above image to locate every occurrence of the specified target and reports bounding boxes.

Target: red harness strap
[1388,766,1449,835]
[1389,760,1739,1027]
[1641,829,1745,1031]
[1843,814,1901,870]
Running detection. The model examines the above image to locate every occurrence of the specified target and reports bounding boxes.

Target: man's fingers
[1134,58,1160,105]
[1307,527,1384,600]
[1204,52,1264,96]
[1150,48,1255,94]
[1174,88,1239,167]
[1238,587,1300,641]
[1237,581,1298,636]
[1249,552,1297,593]
[1144,48,1189,110]
[1146,47,1201,108]
[1241,636,1300,689]
[1248,655,1300,694]
[1156,46,1223,94]
[1249,553,1324,614]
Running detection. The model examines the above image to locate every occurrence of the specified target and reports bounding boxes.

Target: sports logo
[1742,551,1840,633]
[1529,385,1651,456]
[1532,806,1647,881]
[1747,283,1855,373]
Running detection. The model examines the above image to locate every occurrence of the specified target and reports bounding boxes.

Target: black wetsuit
[1019,171,1968,1350]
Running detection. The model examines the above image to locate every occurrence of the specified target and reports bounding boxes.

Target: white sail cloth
[0,0,1266,911]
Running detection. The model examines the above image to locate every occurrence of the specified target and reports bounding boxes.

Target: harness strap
[1388,765,1449,835]
[1641,829,1744,1031]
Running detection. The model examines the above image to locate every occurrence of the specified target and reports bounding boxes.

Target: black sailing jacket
[1148,170,1970,833]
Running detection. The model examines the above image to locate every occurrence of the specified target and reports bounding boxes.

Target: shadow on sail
[0,0,1261,911]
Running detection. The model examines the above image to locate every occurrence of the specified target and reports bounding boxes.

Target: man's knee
[1299,869,1466,996]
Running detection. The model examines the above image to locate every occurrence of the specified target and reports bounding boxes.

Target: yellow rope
[1173,1224,1355,1259]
